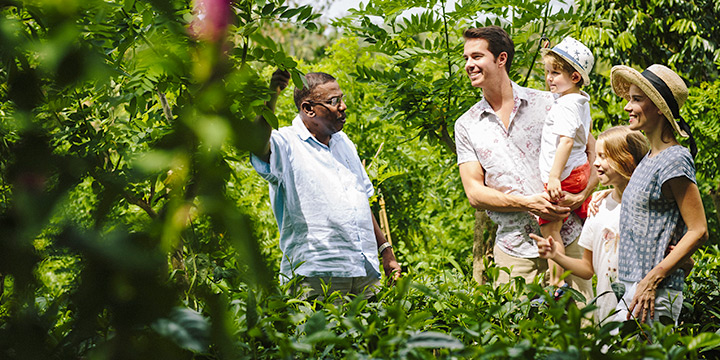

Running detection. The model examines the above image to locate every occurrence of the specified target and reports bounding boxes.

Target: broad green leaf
[303,311,326,336]
[405,331,464,350]
[151,307,210,353]
[262,107,279,129]
[246,288,258,329]
[688,332,720,351]
[298,6,313,21]
[261,3,274,16]
[280,8,302,19]
[291,69,305,90]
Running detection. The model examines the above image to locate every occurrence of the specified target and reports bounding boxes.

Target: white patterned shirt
[251,116,381,281]
[455,82,582,258]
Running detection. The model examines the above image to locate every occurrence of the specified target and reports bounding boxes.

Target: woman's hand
[628,276,659,323]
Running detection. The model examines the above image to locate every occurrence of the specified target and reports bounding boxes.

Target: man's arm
[458,161,570,221]
[373,214,401,281]
[251,69,290,163]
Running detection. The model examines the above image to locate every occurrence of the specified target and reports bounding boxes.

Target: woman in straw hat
[609,64,708,324]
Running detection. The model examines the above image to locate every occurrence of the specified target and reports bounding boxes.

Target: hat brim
[541,48,590,85]
[610,65,688,138]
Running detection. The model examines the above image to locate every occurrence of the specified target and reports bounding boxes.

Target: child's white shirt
[578,191,620,325]
[539,92,592,182]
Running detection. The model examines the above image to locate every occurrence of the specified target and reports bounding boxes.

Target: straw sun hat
[541,36,595,85]
[610,64,689,138]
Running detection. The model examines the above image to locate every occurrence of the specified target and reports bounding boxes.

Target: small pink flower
[189,0,231,42]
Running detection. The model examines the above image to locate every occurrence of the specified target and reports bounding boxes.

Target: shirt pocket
[627,186,651,239]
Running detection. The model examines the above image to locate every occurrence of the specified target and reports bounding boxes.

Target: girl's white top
[578,191,620,324]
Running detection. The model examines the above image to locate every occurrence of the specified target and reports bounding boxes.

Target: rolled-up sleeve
[455,120,477,165]
[250,131,286,185]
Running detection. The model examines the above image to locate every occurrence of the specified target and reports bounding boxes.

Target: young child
[608,64,707,324]
[531,126,648,324]
[538,37,596,286]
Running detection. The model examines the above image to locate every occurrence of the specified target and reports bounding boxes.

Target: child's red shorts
[539,161,591,225]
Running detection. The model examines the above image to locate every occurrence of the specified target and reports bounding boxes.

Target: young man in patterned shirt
[455,26,596,300]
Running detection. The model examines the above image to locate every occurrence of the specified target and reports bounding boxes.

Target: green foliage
[575,0,720,82]
[0,0,321,357]
[88,249,714,359]
[1,0,720,358]
[680,246,720,338]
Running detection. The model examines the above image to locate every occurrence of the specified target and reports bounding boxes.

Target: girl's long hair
[598,126,650,180]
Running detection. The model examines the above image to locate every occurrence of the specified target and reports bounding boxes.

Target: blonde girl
[532,126,648,324]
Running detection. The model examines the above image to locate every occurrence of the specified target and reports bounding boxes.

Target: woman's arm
[628,177,708,322]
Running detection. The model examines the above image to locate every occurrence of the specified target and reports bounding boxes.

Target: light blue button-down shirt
[251,116,381,282]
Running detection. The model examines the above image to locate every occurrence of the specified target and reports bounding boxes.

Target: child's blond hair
[543,52,584,87]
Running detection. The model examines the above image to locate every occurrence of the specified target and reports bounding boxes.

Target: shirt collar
[292,116,312,141]
[292,115,332,148]
[476,81,528,115]
[510,81,531,103]
[559,90,590,104]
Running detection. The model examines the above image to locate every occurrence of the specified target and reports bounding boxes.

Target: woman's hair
[598,126,649,180]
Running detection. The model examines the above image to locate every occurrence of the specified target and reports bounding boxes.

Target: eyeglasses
[307,95,344,108]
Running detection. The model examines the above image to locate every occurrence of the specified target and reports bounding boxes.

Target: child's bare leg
[540,220,566,287]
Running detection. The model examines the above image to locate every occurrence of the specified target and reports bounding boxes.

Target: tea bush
[2,0,720,358]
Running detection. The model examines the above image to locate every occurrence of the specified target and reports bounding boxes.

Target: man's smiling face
[463,38,503,89]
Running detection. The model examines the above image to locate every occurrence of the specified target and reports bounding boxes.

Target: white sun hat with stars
[541,36,595,85]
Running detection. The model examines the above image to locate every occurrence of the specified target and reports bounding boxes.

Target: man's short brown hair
[463,26,514,73]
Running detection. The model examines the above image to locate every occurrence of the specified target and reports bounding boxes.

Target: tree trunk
[472,210,497,285]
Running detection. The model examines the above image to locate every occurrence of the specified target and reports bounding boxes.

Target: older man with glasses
[251,71,401,300]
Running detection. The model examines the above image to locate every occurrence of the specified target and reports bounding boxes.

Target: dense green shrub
[1,0,719,358]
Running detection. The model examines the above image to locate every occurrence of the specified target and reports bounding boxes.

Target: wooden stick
[379,194,392,245]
